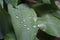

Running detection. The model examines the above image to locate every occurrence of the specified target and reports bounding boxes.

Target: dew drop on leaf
[27,28,30,30]
[24,25,27,27]
[16,16,19,18]
[37,24,45,28]
[33,25,36,28]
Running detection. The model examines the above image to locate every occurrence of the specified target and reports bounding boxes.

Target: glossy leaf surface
[8,4,38,40]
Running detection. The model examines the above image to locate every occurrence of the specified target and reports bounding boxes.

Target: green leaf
[8,4,38,40]
[0,0,3,8]
[5,0,18,7]
[41,13,60,37]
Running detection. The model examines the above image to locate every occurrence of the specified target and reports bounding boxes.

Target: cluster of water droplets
[15,14,38,32]
[23,19,30,31]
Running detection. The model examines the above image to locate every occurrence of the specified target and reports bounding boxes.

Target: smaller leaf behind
[41,13,60,37]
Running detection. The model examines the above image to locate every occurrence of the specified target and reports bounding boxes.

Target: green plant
[0,0,60,40]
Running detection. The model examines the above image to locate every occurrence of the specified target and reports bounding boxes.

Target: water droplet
[16,16,19,18]
[38,24,45,28]
[37,24,46,31]
[24,25,27,27]
[27,28,30,30]
[33,25,36,28]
